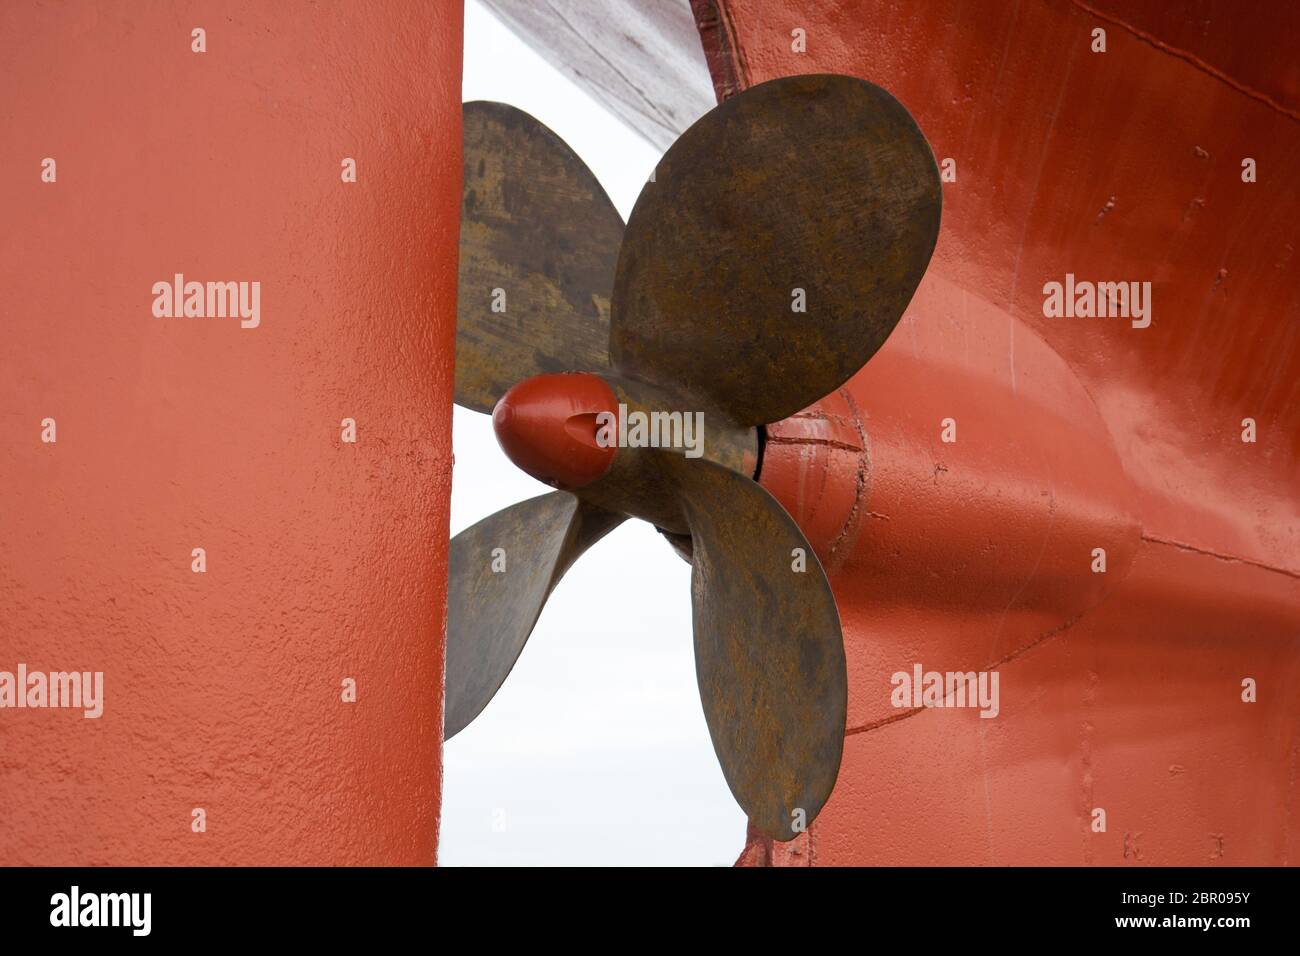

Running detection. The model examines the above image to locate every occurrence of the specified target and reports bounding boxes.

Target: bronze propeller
[448,74,941,841]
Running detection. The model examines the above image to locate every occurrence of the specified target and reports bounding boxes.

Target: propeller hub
[492,373,619,490]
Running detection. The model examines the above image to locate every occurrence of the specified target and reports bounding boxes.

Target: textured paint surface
[0,1,462,865]
[718,0,1300,864]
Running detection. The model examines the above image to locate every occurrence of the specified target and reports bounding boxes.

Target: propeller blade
[611,74,941,425]
[652,452,847,840]
[445,491,625,738]
[456,101,625,414]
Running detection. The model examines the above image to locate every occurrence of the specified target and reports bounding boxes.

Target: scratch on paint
[1209,833,1225,861]
[1081,670,1098,865]
[1068,0,1300,124]
[1005,36,1079,395]
[1140,532,1300,578]
[978,710,995,864]
[826,389,871,565]
[1009,315,1016,393]
[845,705,923,737]
[765,435,861,453]
[845,605,1093,738]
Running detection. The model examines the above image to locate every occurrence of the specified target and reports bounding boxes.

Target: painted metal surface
[0,0,461,865]
[698,0,1300,865]
[492,373,621,489]
[478,0,716,150]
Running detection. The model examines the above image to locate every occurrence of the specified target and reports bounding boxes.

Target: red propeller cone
[492,372,619,490]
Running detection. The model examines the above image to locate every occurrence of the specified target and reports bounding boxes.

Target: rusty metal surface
[570,375,758,534]
[610,73,941,426]
[448,75,939,839]
[456,101,624,414]
[652,450,847,841]
[444,492,624,738]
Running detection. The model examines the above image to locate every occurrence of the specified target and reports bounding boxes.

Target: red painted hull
[725,0,1300,864]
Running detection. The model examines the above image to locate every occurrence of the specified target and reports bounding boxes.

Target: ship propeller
[447,74,941,841]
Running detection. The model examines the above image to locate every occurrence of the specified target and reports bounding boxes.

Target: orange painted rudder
[0,1,462,865]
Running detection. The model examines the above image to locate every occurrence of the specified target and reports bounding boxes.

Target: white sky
[439,0,745,866]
